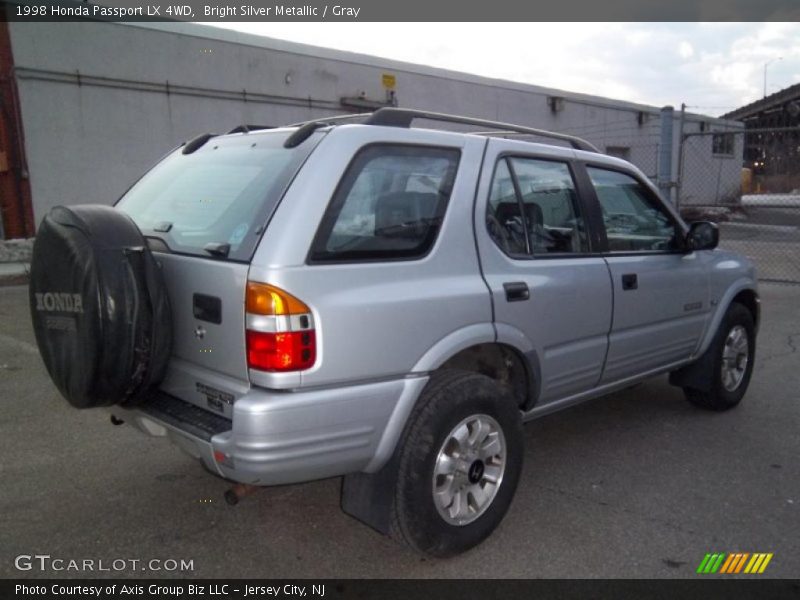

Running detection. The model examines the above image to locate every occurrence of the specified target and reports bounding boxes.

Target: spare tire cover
[29,205,172,408]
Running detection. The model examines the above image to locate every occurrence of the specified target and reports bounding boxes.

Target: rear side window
[310,145,460,262]
[487,157,588,256]
[117,131,321,262]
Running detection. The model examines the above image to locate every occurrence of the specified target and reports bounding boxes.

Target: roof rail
[364,108,599,152]
[282,113,375,148]
[226,125,276,134]
[286,112,373,128]
[284,122,325,148]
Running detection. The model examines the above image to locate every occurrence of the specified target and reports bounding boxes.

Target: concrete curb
[0,238,34,286]
[743,194,800,207]
[0,262,30,287]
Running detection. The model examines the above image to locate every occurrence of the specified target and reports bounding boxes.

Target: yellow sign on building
[382,73,396,90]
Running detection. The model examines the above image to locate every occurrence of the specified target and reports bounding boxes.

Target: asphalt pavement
[1,283,798,579]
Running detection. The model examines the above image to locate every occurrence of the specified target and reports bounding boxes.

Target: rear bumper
[123,375,428,485]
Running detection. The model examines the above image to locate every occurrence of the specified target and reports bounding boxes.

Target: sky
[205,22,800,117]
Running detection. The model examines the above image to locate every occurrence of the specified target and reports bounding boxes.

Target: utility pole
[658,106,675,202]
[675,103,686,207]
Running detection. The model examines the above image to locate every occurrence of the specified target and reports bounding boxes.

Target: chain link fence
[677,127,800,284]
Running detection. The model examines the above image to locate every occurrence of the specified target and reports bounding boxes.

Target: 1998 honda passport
[30,108,758,557]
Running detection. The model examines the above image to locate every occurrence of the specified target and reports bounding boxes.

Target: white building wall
[8,20,743,222]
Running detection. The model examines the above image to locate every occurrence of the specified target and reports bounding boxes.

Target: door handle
[503,281,530,302]
[621,273,638,290]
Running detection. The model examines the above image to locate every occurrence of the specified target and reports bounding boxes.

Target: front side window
[487,157,588,256]
[587,167,680,252]
[310,145,460,262]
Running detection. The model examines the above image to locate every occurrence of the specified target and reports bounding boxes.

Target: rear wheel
[684,303,755,411]
[390,370,523,557]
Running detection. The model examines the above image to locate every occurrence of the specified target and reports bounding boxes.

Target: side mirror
[685,221,719,252]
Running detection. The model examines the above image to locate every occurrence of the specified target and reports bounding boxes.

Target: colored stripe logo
[696,552,773,574]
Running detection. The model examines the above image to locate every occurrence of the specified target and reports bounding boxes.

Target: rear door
[150,255,250,417]
[578,163,711,382]
[116,129,323,416]
[475,139,613,405]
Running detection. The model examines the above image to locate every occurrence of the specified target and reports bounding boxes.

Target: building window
[712,133,735,156]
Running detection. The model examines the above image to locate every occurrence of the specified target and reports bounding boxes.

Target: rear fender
[363,323,496,473]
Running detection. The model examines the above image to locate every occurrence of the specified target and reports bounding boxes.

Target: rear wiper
[203,242,231,258]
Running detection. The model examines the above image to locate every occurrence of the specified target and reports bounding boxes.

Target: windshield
[116,129,322,261]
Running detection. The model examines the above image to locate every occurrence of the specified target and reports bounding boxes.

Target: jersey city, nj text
[204,5,362,18]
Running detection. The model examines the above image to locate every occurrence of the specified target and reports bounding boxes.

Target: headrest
[374,192,439,237]
[494,202,522,224]
[524,202,544,227]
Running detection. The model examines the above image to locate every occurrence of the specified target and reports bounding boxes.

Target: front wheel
[390,370,523,557]
[684,302,756,411]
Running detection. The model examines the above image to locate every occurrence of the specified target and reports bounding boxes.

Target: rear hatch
[116,128,323,418]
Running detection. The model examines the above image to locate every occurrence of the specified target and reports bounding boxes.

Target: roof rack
[283,108,599,153]
[226,125,276,134]
[283,113,376,148]
[364,108,599,152]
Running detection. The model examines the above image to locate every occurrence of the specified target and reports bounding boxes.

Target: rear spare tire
[29,205,172,409]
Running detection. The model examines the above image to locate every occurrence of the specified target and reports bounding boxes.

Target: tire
[684,302,755,411]
[29,205,172,409]
[390,369,524,557]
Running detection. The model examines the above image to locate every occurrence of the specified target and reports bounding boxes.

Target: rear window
[117,130,321,261]
[309,144,460,262]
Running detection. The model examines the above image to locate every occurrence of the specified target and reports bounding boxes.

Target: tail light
[245,282,316,372]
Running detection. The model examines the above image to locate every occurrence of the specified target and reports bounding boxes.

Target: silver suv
[29,109,759,557]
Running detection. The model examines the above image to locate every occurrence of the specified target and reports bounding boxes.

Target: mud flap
[341,452,401,536]
[669,347,715,392]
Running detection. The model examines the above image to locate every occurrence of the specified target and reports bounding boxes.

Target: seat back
[374,191,439,237]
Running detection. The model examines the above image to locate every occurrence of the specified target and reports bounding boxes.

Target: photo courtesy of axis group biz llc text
[15,583,327,597]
